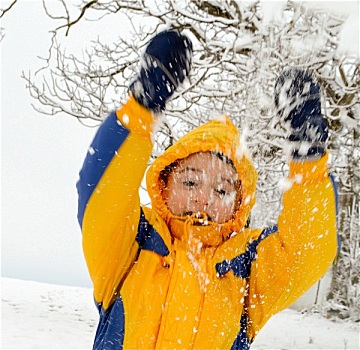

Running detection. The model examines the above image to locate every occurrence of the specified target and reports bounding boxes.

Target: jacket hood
[146,116,258,246]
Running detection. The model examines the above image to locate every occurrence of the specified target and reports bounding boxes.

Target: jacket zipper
[188,291,205,349]
[155,240,179,349]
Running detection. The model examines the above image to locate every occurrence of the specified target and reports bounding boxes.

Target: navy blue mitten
[274,69,328,159]
[130,29,193,113]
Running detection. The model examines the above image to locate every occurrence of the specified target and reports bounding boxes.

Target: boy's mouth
[183,211,213,223]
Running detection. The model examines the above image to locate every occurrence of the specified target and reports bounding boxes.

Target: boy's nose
[193,190,210,209]
[192,195,214,221]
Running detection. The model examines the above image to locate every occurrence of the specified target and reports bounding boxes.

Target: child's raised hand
[274,69,328,159]
[130,29,193,114]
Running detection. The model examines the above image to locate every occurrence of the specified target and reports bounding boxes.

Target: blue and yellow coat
[77,96,338,350]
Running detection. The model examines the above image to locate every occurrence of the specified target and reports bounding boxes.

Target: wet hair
[159,160,179,187]
[211,152,236,169]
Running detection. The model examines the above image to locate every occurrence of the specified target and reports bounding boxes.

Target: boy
[77,29,338,350]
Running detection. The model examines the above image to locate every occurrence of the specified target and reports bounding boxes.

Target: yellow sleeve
[247,153,338,339]
[77,96,154,310]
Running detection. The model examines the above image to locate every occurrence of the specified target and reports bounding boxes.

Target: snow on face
[163,152,241,223]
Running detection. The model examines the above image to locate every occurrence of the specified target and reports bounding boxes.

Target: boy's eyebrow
[176,166,203,174]
[175,167,238,186]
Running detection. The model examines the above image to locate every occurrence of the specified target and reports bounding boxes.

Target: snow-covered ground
[1,277,359,349]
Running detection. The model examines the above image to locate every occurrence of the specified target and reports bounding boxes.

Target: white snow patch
[261,0,358,55]
[216,114,228,123]
[88,146,95,156]
[122,113,129,125]
[279,177,294,192]
[244,195,251,205]
[236,127,252,161]
[1,276,359,349]
[279,174,303,192]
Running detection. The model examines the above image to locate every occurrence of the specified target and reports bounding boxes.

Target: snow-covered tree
[4,0,358,320]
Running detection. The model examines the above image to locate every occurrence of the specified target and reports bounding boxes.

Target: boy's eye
[214,188,228,197]
[183,180,198,188]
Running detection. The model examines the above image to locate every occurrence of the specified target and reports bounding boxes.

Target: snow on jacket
[77,96,338,350]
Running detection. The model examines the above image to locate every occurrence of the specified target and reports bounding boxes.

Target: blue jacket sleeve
[77,96,155,310]
[77,111,129,228]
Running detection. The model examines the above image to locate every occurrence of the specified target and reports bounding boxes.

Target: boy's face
[163,152,241,224]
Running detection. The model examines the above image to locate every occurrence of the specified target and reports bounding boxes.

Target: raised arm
[247,69,338,339]
[77,29,192,309]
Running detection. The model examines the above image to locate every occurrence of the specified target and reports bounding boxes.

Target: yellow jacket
[77,97,338,350]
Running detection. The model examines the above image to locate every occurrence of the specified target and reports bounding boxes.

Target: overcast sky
[1,0,96,287]
[1,0,359,288]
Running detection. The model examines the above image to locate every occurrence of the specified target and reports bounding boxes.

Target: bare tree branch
[22,0,360,320]
[0,0,18,18]
[60,0,98,36]
[42,0,98,36]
